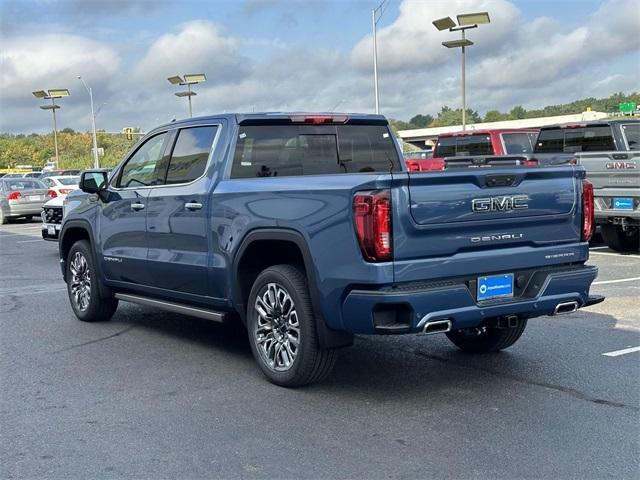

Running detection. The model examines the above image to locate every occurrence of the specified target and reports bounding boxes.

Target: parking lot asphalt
[1,219,639,479]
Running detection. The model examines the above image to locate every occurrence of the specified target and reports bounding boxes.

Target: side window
[621,124,639,150]
[165,126,218,184]
[117,133,167,188]
[502,133,535,154]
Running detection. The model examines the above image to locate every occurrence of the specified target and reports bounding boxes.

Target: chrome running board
[114,293,226,323]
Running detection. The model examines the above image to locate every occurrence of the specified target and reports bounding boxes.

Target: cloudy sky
[1,0,638,134]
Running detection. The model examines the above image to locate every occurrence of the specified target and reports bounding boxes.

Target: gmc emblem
[472,195,529,212]
[606,161,636,169]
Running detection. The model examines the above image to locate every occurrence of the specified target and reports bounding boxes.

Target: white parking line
[0,232,41,238]
[602,346,640,357]
[593,277,640,285]
[16,239,45,244]
[589,246,609,250]
[589,251,640,259]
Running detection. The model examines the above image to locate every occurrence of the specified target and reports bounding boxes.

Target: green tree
[484,110,511,122]
[409,114,434,128]
[430,106,482,127]
[510,105,527,119]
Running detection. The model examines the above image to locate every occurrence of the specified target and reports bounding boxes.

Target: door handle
[185,202,203,211]
[131,202,145,211]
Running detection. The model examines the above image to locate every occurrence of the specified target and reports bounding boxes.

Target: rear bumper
[5,204,43,216]
[341,264,599,334]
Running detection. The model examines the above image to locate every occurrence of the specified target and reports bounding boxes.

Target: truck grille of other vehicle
[43,206,63,224]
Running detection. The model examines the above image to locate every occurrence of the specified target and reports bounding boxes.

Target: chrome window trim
[110,123,222,191]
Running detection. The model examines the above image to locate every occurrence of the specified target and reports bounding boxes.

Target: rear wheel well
[236,239,306,315]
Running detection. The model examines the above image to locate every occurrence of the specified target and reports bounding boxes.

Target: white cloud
[133,20,247,85]
[0,0,638,134]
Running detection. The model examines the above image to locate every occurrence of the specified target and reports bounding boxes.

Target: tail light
[7,191,22,200]
[48,189,58,198]
[353,190,392,262]
[405,160,421,172]
[582,180,594,242]
[423,159,445,171]
[289,114,349,124]
[59,189,73,195]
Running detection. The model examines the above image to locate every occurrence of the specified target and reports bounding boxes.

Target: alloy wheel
[253,283,300,372]
[69,251,91,312]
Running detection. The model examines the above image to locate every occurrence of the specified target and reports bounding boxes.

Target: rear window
[621,123,639,150]
[2,179,45,190]
[501,132,536,154]
[230,124,400,178]
[535,126,615,153]
[434,135,493,157]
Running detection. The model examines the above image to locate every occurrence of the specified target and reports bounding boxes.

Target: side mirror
[80,170,108,194]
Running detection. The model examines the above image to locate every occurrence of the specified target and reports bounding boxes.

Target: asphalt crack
[53,325,136,353]
[408,348,639,412]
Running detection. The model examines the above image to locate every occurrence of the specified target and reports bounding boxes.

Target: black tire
[246,264,337,387]
[446,319,527,353]
[601,224,639,252]
[66,240,118,322]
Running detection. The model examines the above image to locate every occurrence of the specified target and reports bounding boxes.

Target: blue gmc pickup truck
[60,113,603,386]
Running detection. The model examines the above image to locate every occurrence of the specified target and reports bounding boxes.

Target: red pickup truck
[406,128,539,172]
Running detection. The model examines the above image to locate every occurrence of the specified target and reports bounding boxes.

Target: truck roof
[152,112,388,133]
[438,128,539,138]
[540,118,640,130]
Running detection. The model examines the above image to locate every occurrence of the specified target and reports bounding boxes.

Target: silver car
[0,178,49,224]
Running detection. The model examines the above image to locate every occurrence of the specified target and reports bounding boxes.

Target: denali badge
[471,195,529,212]
[606,161,636,169]
[471,233,524,243]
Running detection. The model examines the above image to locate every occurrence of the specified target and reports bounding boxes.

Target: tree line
[0,91,638,169]
[389,91,639,132]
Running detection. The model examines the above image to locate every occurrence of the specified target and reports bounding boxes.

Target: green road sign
[619,102,636,113]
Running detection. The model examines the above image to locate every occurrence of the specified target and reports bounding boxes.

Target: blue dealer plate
[613,197,633,210]
[477,274,514,301]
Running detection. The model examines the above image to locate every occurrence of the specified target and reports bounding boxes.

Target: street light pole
[34,89,69,169]
[77,76,99,168]
[372,8,379,114]
[372,0,388,114]
[50,97,60,167]
[168,74,206,118]
[433,12,491,132]
[461,29,466,130]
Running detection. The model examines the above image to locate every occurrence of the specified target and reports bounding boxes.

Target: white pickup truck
[533,120,639,252]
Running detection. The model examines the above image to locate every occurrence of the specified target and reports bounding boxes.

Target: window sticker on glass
[239,132,247,139]
[383,133,389,138]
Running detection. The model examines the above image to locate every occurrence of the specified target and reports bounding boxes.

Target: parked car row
[403,120,639,252]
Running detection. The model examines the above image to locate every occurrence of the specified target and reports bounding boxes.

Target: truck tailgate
[577,151,640,190]
[392,166,586,283]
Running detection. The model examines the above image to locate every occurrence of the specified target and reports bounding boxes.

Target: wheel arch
[233,228,353,349]
[59,220,112,298]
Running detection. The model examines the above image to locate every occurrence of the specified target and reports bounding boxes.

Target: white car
[40,175,80,199]
[41,195,65,241]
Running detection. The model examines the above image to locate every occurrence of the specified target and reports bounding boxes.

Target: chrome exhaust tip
[422,319,452,335]
[553,301,579,315]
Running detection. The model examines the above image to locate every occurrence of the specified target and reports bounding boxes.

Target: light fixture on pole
[433,11,490,131]
[372,0,390,114]
[77,76,100,168]
[167,73,206,118]
[33,88,70,168]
